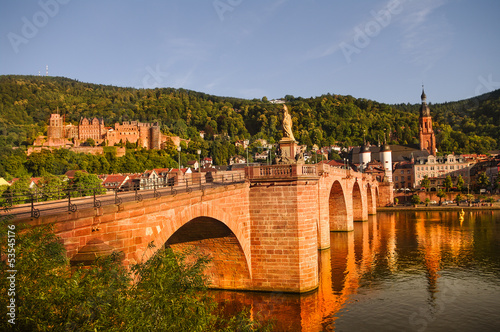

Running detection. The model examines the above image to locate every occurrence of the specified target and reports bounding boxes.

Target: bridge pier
[247,165,320,293]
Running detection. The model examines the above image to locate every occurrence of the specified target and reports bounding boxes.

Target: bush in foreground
[0,214,271,331]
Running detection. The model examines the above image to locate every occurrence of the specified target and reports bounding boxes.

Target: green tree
[411,194,421,207]
[476,171,491,190]
[456,174,465,192]
[454,193,464,206]
[86,137,96,147]
[69,171,105,197]
[6,176,32,205]
[37,174,67,201]
[444,175,453,192]
[466,194,475,206]
[437,189,446,206]
[0,220,271,331]
[420,175,430,191]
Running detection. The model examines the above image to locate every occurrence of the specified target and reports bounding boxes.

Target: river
[213,210,500,331]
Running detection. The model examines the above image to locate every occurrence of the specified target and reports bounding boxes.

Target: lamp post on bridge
[197,149,201,173]
[467,162,470,195]
[177,146,181,169]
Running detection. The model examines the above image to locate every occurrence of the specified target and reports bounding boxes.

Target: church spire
[420,85,430,117]
[418,86,436,156]
[421,84,427,102]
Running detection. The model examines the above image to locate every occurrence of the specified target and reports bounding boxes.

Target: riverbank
[378,203,500,212]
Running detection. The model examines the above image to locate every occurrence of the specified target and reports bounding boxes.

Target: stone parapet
[245,164,319,181]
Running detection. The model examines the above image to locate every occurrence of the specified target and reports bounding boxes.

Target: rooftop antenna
[46,65,48,76]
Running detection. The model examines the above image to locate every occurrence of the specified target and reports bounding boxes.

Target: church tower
[419,87,436,156]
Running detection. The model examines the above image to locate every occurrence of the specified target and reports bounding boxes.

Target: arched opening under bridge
[165,216,251,290]
[329,180,351,231]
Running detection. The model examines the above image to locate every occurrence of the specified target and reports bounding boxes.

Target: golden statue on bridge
[275,104,302,164]
[282,104,295,141]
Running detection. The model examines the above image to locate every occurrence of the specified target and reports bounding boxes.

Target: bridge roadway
[10,164,393,293]
[3,172,245,220]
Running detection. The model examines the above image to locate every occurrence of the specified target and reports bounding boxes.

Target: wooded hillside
[0,75,498,178]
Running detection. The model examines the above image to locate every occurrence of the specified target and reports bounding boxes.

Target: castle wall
[44,114,167,151]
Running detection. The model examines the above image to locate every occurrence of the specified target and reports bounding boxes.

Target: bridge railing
[1,172,246,220]
[245,164,318,180]
[318,164,349,177]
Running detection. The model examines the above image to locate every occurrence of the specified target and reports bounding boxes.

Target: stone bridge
[16,164,393,293]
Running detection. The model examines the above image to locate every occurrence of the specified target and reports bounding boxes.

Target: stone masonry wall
[249,179,319,293]
[18,183,253,290]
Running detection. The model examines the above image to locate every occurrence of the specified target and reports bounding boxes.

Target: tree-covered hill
[392,89,500,154]
[1,75,499,163]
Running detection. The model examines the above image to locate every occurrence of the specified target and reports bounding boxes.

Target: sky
[1,0,500,105]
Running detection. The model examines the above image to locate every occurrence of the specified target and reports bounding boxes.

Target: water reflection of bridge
[214,211,482,331]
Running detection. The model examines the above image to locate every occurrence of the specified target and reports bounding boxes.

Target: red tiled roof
[102,175,127,184]
[30,177,43,185]
[153,168,170,173]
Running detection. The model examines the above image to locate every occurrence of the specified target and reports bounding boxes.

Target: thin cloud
[396,0,452,70]
[305,0,412,60]
[265,0,290,13]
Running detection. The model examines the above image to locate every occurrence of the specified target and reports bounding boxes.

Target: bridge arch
[140,202,252,290]
[329,180,350,231]
[165,216,252,289]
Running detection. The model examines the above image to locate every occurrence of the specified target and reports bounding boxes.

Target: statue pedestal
[279,138,298,160]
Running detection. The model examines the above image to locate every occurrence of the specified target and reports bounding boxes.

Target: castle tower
[47,113,63,139]
[419,87,436,156]
[359,141,371,172]
[380,142,392,182]
[150,123,161,150]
